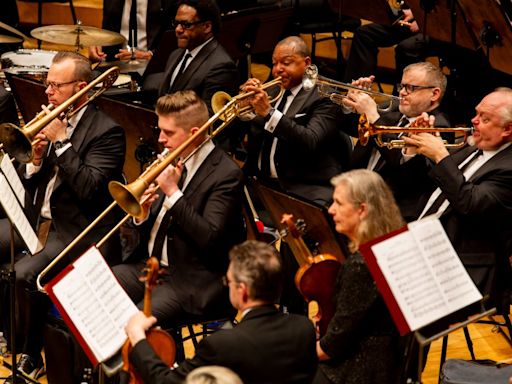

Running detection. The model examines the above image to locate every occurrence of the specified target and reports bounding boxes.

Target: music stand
[250,179,345,262]
[0,155,41,384]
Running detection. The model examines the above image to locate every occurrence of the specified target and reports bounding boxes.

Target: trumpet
[358,114,473,149]
[302,64,401,112]
[211,77,284,121]
[0,67,119,163]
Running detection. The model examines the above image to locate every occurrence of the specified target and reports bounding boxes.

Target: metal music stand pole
[0,223,40,384]
[0,222,18,383]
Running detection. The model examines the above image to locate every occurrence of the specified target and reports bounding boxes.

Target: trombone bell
[0,122,33,163]
[108,179,149,220]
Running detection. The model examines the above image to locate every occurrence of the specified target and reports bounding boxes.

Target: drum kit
[0,20,143,84]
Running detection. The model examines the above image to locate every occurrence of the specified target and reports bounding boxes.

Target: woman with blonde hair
[315,169,406,384]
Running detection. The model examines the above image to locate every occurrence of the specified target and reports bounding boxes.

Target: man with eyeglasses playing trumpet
[340,61,451,221]
[0,51,126,382]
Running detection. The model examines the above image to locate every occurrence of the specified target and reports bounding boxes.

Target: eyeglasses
[397,83,435,94]
[44,80,79,91]
[172,19,204,30]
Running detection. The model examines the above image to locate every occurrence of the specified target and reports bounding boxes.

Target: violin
[122,257,176,383]
[281,214,341,336]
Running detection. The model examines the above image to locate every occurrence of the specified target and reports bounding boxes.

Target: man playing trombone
[0,51,126,382]
[112,90,245,337]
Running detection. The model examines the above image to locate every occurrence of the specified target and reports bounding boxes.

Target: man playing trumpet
[340,61,451,221]
[0,51,126,382]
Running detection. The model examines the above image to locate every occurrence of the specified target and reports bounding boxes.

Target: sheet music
[0,173,40,254]
[1,152,25,207]
[371,217,481,331]
[51,247,139,363]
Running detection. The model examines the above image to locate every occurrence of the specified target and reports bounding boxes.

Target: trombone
[36,78,283,291]
[0,67,119,163]
[302,64,401,112]
[358,114,473,149]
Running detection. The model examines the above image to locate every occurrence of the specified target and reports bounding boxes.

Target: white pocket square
[294,113,306,118]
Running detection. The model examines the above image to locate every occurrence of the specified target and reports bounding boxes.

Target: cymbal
[0,34,22,44]
[31,25,126,47]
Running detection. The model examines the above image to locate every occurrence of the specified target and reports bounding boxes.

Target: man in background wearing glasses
[0,51,125,382]
[144,0,237,115]
[339,61,451,221]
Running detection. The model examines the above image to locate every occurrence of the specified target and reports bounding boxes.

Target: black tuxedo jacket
[123,146,246,314]
[21,105,125,253]
[245,85,351,205]
[342,106,450,221]
[142,39,237,111]
[419,144,512,310]
[102,0,177,55]
[130,305,318,384]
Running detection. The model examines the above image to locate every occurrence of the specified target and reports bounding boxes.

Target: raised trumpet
[302,64,401,112]
[211,77,284,121]
[0,67,119,163]
[358,114,473,149]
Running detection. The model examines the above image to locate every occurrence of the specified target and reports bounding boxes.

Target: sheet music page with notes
[369,216,482,332]
[1,152,25,207]
[49,246,138,363]
[0,173,40,254]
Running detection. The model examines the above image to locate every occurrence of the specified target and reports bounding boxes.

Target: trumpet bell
[211,91,232,121]
[108,179,149,220]
[0,122,33,163]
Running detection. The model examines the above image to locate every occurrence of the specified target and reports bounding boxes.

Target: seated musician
[241,36,351,206]
[315,169,405,384]
[113,90,245,340]
[0,51,126,382]
[340,61,450,221]
[124,240,318,383]
[143,0,238,113]
[89,0,178,62]
[402,88,512,329]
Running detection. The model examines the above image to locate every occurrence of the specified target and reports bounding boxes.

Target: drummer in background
[88,0,178,63]
[0,51,126,382]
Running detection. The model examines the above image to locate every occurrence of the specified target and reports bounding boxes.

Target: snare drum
[1,49,57,75]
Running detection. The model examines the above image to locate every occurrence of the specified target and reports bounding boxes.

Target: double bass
[122,257,176,383]
[281,213,341,336]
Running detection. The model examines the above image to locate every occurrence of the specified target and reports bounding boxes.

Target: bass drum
[1,49,57,76]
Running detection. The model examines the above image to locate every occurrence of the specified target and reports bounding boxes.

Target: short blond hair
[156,90,209,132]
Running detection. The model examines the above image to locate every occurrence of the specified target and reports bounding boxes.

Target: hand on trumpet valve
[411,112,435,128]
[344,92,380,123]
[243,80,272,118]
[350,75,375,91]
[402,131,449,164]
